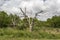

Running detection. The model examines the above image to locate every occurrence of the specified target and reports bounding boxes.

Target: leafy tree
[0,11,10,28]
[47,15,60,28]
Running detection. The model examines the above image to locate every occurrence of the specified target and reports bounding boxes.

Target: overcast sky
[0,0,60,21]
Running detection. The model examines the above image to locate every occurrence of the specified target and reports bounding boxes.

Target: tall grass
[0,27,60,39]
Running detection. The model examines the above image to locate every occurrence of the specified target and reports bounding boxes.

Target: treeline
[46,15,60,28]
[0,11,60,30]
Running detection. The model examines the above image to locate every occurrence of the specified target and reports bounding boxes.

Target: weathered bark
[29,24,32,32]
[20,8,32,32]
[12,18,16,27]
[29,18,33,32]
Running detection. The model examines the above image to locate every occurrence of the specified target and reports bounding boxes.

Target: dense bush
[0,28,60,39]
[0,11,21,28]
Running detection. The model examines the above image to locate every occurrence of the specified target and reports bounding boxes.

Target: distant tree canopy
[47,15,60,28]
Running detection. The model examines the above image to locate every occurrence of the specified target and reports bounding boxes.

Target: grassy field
[0,27,60,40]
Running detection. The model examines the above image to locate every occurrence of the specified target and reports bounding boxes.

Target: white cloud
[0,0,60,21]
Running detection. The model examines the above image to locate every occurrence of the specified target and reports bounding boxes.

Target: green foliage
[0,28,60,39]
[9,14,21,27]
[0,11,10,27]
[0,11,21,28]
[47,15,60,28]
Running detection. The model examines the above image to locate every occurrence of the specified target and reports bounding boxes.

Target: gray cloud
[0,0,60,21]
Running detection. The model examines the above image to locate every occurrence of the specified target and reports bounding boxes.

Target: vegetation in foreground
[0,27,60,40]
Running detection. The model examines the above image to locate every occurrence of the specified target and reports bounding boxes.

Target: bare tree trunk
[29,24,32,32]
[29,18,33,32]
[12,18,16,27]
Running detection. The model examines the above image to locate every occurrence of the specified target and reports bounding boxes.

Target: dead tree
[20,8,43,32]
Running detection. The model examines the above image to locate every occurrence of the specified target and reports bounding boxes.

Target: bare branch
[20,8,27,18]
[35,10,43,18]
